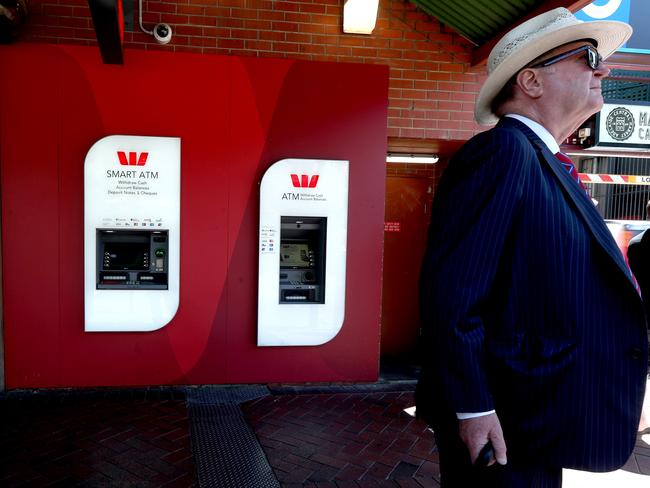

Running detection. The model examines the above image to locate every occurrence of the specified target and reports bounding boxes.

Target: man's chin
[589,97,604,115]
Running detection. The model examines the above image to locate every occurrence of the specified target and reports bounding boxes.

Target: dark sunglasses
[529,45,603,70]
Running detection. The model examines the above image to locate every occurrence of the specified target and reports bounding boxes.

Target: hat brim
[474,21,632,126]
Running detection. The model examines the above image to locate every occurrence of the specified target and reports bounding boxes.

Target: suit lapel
[499,118,640,296]
[539,146,634,279]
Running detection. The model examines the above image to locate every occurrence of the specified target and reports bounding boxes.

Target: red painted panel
[0,45,62,387]
[55,48,232,386]
[0,44,388,388]
[381,176,432,357]
[224,59,388,383]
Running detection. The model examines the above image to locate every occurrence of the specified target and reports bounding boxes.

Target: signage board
[84,135,181,331]
[258,158,349,346]
[592,102,650,150]
[577,0,650,55]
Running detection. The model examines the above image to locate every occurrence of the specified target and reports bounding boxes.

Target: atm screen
[103,242,149,270]
[280,243,311,268]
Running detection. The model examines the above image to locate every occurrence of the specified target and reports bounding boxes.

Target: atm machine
[258,158,349,346]
[96,229,169,289]
[279,216,326,304]
[84,135,180,332]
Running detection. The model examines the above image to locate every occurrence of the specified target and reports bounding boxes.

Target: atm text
[107,170,159,179]
[281,192,326,201]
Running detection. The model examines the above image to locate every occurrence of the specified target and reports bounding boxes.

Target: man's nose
[595,61,611,78]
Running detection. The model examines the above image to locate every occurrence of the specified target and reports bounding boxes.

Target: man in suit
[416,8,648,487]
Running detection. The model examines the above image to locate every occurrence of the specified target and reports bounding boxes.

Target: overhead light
[343,0,379,35]
[386,154,439,164]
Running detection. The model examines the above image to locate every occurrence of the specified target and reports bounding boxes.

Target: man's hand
[458,413,507,466]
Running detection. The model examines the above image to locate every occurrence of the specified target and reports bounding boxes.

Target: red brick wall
[386,161,447,189]
[386,162,433,178]
[22,0,485,141]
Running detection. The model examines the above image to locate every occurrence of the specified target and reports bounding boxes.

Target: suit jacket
[416,117,648,470]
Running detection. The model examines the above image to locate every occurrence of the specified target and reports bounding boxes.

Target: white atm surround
[258,158,349,346]
[84,135,181,332]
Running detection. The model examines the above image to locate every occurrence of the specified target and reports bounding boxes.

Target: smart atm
[96,229,169,289]
[84,135,180,332]
[258,159,349,346]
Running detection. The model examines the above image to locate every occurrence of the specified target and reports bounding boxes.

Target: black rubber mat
[186,386,279,488]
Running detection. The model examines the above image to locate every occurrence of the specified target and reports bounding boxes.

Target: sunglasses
[529,45,603,70]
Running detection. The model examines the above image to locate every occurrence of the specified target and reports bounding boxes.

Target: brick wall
[22,0,485,141]
[386,162,433,178]
[386,161,447,189]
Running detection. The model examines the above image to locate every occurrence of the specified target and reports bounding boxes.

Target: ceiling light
[386,154,439,164]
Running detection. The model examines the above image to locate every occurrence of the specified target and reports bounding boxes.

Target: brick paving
[0,384,648,487]
[243,388,650,488]
[242,391,441,487]
[0,389,196,487]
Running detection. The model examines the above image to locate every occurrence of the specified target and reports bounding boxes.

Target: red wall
[21,0,484,141]
[0,44,388,388]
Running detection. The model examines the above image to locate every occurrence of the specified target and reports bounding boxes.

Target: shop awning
[408,0,593,65]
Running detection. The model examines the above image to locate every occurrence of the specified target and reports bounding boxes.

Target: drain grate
[188,403,280,488]
[186,386,279,488]
[186,385,270,405]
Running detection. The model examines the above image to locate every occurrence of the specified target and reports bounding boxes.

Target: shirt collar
[505,114,560,154]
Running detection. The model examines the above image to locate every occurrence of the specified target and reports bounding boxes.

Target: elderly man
[416,8,648,487]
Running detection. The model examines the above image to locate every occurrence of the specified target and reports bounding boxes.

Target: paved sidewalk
[0,388,196,487]
[242,389,440,487]
[243,388,650,487]
[1,382,649,487]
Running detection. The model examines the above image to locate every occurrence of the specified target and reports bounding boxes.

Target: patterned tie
[555,152,590,197]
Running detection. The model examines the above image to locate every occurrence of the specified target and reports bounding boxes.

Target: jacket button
[629,347,644,360]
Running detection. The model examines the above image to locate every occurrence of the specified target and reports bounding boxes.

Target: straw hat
[475,7,632,126]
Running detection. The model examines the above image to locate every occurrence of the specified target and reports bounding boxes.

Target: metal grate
[188,403,280,488]
[604,70,650,103]
[579,156,650,220]
[185,385,270,406]
[185,386,278,487]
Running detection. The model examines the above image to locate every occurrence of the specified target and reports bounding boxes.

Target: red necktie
[555,152,590,197]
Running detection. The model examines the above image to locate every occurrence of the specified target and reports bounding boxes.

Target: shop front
[3,0,650,389]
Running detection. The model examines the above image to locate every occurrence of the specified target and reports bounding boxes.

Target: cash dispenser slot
[97,230,168,290]
[279,216,326,304]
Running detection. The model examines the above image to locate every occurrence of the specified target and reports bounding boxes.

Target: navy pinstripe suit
[416,117,648,472]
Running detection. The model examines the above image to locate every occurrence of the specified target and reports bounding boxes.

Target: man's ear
[516,68,543,99]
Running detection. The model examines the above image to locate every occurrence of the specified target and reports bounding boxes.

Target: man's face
[533,41,610,123]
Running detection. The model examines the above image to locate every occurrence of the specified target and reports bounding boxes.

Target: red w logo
[290,174,319,188]
[117,151,148,166]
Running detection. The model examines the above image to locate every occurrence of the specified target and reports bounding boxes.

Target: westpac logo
[291,174,319,188]
[118,151,149,166]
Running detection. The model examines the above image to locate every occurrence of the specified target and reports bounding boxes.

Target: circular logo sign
[606,107,635,141]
